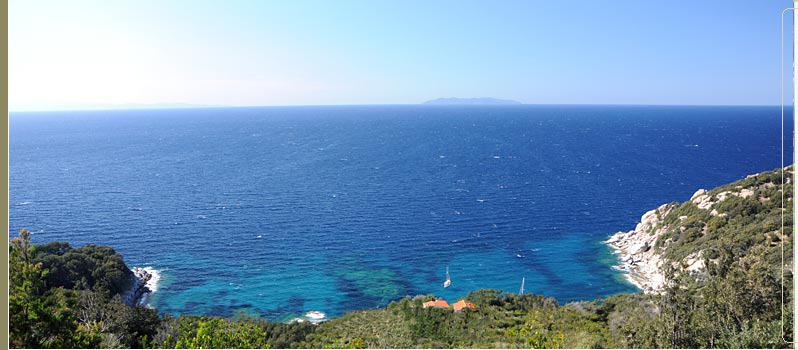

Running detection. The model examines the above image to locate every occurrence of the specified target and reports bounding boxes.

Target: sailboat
[519,277,525,295]
[443,266,451,288]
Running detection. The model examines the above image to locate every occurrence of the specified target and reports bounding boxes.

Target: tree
[9,229,92,348]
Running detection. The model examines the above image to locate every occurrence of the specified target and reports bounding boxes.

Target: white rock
[739,188,754,199]
[684,256,705,273]
[716,191,732,202]
[690,189,707,201]
[692,193,714,210]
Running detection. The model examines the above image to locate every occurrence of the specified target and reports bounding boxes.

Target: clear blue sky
[8,0,794,110]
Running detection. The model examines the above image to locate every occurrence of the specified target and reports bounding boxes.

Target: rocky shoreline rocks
[605,203,673,294]
[605,168,787,294]
[289,311,328,325]
[122,267,155,307]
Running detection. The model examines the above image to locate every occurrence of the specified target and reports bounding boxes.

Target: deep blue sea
[9,105,792,321]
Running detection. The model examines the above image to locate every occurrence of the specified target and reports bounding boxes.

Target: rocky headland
[121,267,158,307]
[606,167,792,294]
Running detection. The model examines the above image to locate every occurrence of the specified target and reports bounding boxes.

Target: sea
[8,104,792,321]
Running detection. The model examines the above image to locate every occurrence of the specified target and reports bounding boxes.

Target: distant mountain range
[422,97,522,105]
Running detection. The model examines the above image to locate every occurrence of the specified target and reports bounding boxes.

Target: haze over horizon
[9,1,792,111]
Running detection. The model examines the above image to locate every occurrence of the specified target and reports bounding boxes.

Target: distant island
[422,97,522,105]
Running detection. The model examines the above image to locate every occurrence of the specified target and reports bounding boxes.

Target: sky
[8,0,796,110]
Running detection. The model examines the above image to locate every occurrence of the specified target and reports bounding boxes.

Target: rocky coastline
[605,178,770,294]
[121,267,156,307]
[605,203,673,294]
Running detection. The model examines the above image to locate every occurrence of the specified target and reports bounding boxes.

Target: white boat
[443,266,451,288]
[519,277,525,295]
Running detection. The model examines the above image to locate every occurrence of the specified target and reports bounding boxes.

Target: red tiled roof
[453,299,476,311]
[422,299,450,308]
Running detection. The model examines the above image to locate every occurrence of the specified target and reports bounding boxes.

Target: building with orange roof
[452,299,476,312]
[422,299,450,308]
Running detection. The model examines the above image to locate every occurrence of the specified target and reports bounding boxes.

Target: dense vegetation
[8,167,794,348]
[9,230,159,348]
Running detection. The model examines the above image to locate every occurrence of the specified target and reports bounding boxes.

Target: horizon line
[7,102,787,113]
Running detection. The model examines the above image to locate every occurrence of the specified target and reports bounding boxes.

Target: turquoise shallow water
[9,105,790,320]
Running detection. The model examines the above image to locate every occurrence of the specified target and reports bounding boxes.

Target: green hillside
[8,167,794,348]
